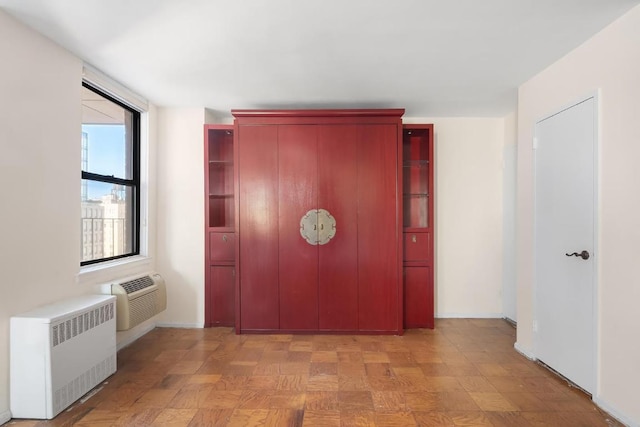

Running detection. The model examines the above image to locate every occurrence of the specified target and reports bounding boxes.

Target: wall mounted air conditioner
[101,273,166,331]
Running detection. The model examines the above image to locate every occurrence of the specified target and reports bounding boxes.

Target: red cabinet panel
[238,125,280,330]
[210,266,235,326]
[357,124,401,332]
[318,125,358,331]
[278,125,319,330]
[209,232,235,262]
[404,266,434,328]
[403,232,429,262]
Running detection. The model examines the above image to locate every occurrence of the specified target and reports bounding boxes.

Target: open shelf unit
[402,124,434,329]
[204,125,235,327]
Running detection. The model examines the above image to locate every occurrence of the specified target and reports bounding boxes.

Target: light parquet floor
[4,319,622,426]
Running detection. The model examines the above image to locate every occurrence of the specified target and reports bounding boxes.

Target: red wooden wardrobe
[232,109,404,334]
[204,110,435,333]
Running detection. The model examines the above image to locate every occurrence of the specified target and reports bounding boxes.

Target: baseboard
[435,313,503,319]
[116,322,156,351]
[503,317,517,327]
[115,322,204,352]
[156,322,204,329]
[593,396,638,427]
[514,342,536,360]
[1,409,12,425]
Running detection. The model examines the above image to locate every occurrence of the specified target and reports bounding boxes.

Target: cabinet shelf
[209,160,233,167]
[208,226,234,232]
[403,160,429,167]
[404,226,431,232]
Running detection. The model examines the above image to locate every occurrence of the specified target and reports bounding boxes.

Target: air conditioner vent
[120,275,154,294]
[102,273,167,331]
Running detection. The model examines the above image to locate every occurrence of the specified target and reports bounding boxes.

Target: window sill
[77,255,153,287]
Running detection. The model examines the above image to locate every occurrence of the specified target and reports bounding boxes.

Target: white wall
[156,114,509,327]
[405,117,506,317]
[156,108,208,327]
[0,11,158,422]
[0,10,82,421]
[516,5,640,425]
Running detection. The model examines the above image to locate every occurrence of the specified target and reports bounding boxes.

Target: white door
[534,96,596,393]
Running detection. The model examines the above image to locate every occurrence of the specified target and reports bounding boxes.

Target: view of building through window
[81,84,139,265]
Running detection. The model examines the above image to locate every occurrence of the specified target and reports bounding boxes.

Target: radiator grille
[52,354,116,416]
[51,302,114,347]
[10,294,116,419]
[121,276,154,294]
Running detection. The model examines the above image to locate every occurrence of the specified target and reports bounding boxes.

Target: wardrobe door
[210,265,235,326]
[278,125,319,330]
[238,125,280,330]
[357,124,401,331]
[318,125,358,331]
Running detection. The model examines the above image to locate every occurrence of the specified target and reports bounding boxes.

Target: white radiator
[10,294,117,419]
[102,272,166,331]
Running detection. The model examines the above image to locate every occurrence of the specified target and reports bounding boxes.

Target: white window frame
[78,64,152,285]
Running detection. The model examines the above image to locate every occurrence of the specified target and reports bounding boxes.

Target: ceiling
[2,0,639,118]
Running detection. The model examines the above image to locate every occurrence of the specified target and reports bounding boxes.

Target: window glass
[81,83,140,265]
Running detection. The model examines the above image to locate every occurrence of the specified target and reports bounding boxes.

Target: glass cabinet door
[207,128,234,228]
[403,128,431,228]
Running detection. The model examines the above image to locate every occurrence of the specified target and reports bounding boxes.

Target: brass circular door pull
[300,209,336,245]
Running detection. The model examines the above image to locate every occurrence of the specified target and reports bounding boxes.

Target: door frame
[532,92,599,394]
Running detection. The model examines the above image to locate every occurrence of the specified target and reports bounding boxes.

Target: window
[81,82,140,265]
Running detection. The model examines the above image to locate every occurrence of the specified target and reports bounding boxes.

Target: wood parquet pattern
[4,319,622,426]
